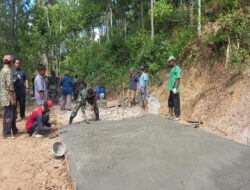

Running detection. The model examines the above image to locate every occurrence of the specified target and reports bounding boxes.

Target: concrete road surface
[60,114,250,190]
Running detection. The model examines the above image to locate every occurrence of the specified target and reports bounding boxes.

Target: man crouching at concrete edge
[26,100,58,137]
[69,88,100,124]
[166,56,181,121]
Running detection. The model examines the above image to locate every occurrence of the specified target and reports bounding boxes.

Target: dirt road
[0,106,72,190]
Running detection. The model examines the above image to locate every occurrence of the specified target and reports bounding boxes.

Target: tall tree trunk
[141,0,144,29]
[105,10,109,41]
[124,17,127,39]
[42,53,49,75]
[98,27,101,45]
[151,0,154,40]
[134,0,137,30]
[58,19,62,75]
[12,0,16,54]
[198,0,201,36]
[43,3,51,72]
[190,1,193,26]
[110,7,113,27]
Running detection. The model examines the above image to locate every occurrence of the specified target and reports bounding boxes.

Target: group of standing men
[0,55,99,138]
[127,56,181,120]
[0,56,30,138]
[0,56,58,138]
[0,54,181,138]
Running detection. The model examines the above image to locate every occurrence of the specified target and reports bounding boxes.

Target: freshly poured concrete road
[60,114,250,190]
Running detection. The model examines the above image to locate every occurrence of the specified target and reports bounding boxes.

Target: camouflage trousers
[49,89,59,105]
[71,99,99,119]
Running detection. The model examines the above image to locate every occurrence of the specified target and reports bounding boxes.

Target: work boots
[95,113,100,121]
[166,108,173,119]
[69,116,74,124]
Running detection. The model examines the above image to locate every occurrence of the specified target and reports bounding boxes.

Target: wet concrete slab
[60,114,250,190]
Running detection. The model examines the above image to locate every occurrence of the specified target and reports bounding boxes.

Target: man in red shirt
[26,100,57,136]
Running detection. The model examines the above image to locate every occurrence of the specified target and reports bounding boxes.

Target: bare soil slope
[151,64,250,145]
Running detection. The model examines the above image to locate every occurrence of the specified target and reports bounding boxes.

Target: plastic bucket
[52,142,67,158]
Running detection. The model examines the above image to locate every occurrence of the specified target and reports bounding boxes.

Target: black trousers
[16,93,26,118]
[168,91,180,117]
[3,105,18,137]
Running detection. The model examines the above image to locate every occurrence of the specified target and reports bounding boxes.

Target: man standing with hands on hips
[0,55,18,138]
[166,56,181,121]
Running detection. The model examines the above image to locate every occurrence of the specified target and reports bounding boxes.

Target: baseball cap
[130,68,134,72]
[44,100,54,111]
[139,66,144,71]
[3,55,13,64]
[167,56,176,62]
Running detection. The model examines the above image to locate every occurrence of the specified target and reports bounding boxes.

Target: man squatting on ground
[127,68,139,107]
[166,56,181,121]
[69,87,100,124]
[0,55,18,138]
[139,66,148,113]
[34,64,49,106]
[26,100,57,136]
[12,59,29,120]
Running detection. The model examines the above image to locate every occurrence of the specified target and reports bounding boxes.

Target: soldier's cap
[87,88,94,96]
[3,55,13,64]
[51,70,55,75]
[168,56,176,62]
[44,100,54,111]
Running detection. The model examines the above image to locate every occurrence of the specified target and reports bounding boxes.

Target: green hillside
[0,0,249,89]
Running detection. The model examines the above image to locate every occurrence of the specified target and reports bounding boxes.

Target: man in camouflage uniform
[0,72,2,118]
[48,71,59,105]
[69,88,100,124]
[0,55,18,138]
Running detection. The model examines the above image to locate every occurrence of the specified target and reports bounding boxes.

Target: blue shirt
[60,76,73,95]
[34,74,48,106]
[129,75,139,90]
[140,73,148,91]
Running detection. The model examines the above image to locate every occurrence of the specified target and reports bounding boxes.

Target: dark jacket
[60,75,73,95]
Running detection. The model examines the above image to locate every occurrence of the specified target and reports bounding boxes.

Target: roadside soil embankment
[151,64,250,145]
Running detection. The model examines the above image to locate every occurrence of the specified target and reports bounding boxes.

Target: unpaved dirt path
[0,106,72,190]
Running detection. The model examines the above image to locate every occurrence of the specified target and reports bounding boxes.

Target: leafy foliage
[0,0,249,90]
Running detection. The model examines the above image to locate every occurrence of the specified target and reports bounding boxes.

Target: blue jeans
[3,105,18,137]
